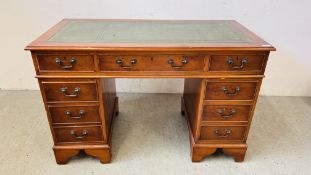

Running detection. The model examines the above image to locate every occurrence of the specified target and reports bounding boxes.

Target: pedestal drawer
[54,125,103,143]
[199,126,246,141]
[49,105,101,124]
[36,54,95,72]
[205,81,258,100]
[202,105,251,122]
[42,81,98,102]
[99,54,205,71]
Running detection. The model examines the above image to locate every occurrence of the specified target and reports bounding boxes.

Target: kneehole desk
[25,19,275,164]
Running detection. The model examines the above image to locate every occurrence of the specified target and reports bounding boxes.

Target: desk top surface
[26,19,275,51]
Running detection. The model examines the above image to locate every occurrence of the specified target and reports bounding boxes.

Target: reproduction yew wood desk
[25,19,275,164]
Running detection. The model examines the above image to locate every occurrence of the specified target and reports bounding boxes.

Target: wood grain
[199,125,247,141]
[209,54,266,73]
[48,105,101,124]
[26,19,275,164]
[205,80,258,100]
[202,105,251,122]
[99,54,205,71]
[36,54,95,72]
[42,81,98,102]
[53,125,103,143]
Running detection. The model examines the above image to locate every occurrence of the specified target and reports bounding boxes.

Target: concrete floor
[0,90,310,175]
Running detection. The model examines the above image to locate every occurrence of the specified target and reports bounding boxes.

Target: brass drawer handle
[227,58,248,69]
[115,58,137,69]
[217,108,236,118]
[70,130,88,139]
[55,58,77,69]
[214,129,232,138]
[222,86,240,96]
[168,57,188,69]
[59,87,80,97]
[65,110,85,119]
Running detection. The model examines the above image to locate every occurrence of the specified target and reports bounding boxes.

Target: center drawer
[42,81,98,102]
[99,54,205,71]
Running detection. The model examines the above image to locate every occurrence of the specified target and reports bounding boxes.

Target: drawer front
[199,126,246,141]
[99,54,205,71]
[49,105,101,124]
[43,82,98,102]
[205,81,258,100]
[54,125,103,143]
[209,55,265,73]
[202,105,251,122]
[37,54,95,72]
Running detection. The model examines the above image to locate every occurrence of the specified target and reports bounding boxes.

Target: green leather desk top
[48,21,252,43]
[26,19,275,51]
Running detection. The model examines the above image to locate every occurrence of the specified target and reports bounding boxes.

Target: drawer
[36,54,95,72]
[99,54,205,71]
[54,125,103,143]
[49,105,101,124]
[199,126,246,141]
[42,81,98,102]
[205,81,258,100]
[209,55,265,73]
[202,105,251,122]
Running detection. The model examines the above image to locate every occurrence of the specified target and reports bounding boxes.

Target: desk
[25,19,275,164]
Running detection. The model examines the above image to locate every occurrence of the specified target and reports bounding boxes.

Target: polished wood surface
[201,105,251,122]
[36,54,95,72]
[101,78,117,136]
[26,19,275,164]
[48,105,101,124]
[182,97,249,162]
[205,80,258,100]
[53,145,112,164]
[99,54,205,71]
[209,54,266,73]
[42,81,99,102]
[53,125,103,143]
[183,78,205,139]
[199,125,247,141]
